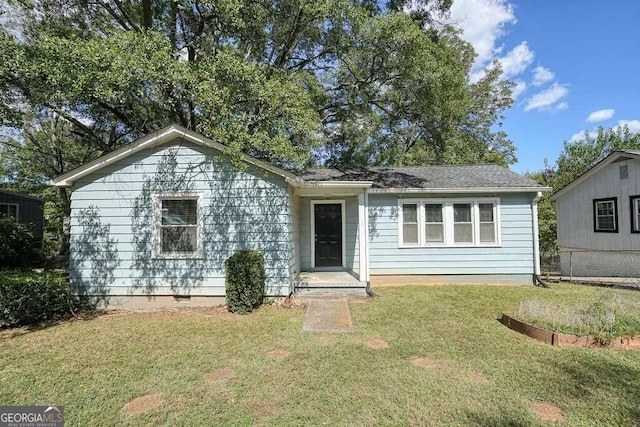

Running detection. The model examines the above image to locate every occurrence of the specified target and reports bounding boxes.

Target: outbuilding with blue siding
[52,125,549,307]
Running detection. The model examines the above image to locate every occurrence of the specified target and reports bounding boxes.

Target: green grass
[1,283,640,426]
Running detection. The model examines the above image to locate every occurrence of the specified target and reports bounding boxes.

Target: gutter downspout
[531,191,549,288]
[363,188,378,297]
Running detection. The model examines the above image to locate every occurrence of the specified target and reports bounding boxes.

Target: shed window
[153,193,203,258]
[593,198,617,232]
[398,199,500,247]
[0,203,18,219]
[631,196,640,233]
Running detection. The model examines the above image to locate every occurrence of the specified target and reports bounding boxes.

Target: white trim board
[310,199,347,269]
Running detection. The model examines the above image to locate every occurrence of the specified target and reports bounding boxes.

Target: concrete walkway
[302,298,353,333]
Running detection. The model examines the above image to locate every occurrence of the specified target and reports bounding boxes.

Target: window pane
[480,223,496,243]
[596,201,613,216]
[402,204,417,223]
[161,226,197,253]
[426,224,444,243]
[597,216,614,231]
[454,223,473,243]
[595,200,615,231]
[425,204,443,222]
[403,224,419,244]
[479,203,494,222]
[0,204,17,219]
[162,199,197,225]
[453,203,471,223]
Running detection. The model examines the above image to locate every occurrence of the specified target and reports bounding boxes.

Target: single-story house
[551,149,640,277]
[51,124,549,307]
[0,189,45,246]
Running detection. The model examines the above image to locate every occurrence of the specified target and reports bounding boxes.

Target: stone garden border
[500,314,640,349]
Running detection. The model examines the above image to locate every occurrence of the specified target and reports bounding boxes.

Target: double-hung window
[153,193,203,258]
[593,198,617,233]
[0,203,18,219]
[399,199,500,247]
[631,196,640,233]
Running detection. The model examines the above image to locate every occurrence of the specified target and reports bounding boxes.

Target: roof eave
[289,180,374,188]
[368,186,551,194]
[550,150,640,201]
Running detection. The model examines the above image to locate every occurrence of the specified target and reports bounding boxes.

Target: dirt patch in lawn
[248,400,283,418]
[468,372,488,382]
[266,348,290,360]
[124,393,162,415]
[411,357,441,368]
[364,338,390,349]
[204,367,235,382]
[531,402,564,422]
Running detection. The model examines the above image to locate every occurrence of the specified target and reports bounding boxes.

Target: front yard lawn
[1,283,639,426]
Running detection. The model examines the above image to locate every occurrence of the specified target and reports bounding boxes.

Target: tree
[531,125,640,264]
[1,0,517,254]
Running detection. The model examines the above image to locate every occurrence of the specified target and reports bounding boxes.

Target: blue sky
[450,0,640,173]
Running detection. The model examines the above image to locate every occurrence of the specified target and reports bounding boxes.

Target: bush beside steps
[225,250,266,314]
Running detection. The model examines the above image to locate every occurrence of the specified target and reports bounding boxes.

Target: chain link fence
[542,249,640,289]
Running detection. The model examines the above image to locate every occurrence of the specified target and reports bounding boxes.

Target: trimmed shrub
[0,217,40,267]
[0,270,73,327]
[225,250,266,314]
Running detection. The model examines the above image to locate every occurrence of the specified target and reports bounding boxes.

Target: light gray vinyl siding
[556,158,640,252]
[69,140,293,300]
[298,196,360,272]
[367,193,535,275]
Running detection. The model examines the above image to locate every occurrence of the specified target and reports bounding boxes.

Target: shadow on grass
[460,411,532,427]
[550,351,640,422]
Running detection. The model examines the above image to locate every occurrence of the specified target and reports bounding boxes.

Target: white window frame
[631,196,640,233]
[593,197,617,233]
[398,198,501,248]
[0,203,19,219]
[152,192,204,259]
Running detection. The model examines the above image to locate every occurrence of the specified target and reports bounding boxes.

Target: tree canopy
[1,0,515,172]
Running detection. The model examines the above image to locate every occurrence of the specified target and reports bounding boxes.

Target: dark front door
[314,203,343,267]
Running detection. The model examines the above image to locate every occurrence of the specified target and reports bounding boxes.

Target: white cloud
[569,129,598,143]
[511,80,527,99]
[524,83,569,112]
[586,109,615,122]
[531,66,554,87]
[497,42,534,78]
[450,0,516,75]
[617,119,640,133]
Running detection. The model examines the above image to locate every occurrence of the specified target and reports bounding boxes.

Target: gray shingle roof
[297,165,542,189]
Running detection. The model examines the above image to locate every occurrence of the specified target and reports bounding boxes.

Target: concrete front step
[293,289,369,304]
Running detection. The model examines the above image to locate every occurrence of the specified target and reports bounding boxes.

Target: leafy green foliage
[0,217,40,267]
[1,0,519,257]
[224,250,266,314]
[0,269,72,327]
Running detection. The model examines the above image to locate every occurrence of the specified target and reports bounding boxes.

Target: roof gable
[550,150,640,201]
[50,124,297,187]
